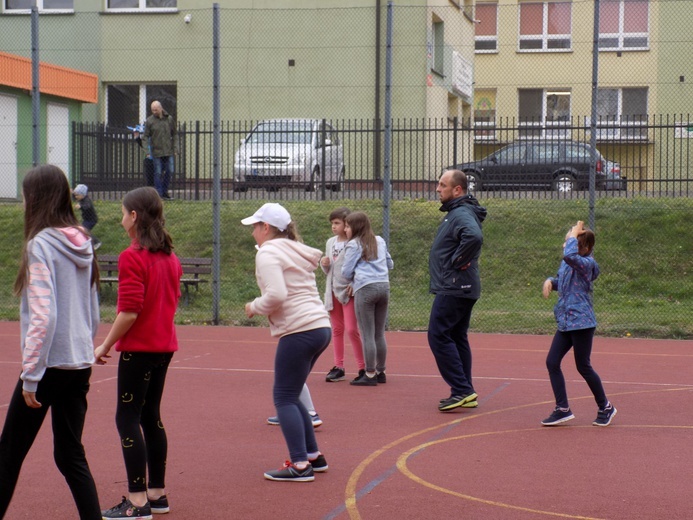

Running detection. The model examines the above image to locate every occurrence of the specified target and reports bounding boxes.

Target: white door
[47,103,70,176]
[0,94,18,199]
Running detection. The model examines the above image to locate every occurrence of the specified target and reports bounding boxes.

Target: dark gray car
[448,140,626,194]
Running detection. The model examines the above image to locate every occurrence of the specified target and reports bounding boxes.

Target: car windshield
[246,121,313,145]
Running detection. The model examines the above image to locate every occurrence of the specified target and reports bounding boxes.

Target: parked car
[233,119,345,192]
[446,140,627,194]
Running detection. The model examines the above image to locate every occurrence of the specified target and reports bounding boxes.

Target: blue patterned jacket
[548,237,600,332]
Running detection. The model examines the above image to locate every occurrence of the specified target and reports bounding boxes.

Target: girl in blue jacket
[540,221,616,427]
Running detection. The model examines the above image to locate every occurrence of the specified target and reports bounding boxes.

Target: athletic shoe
[439,393,480,405]
[148,495,169,514]
[541,407,575,426]
[350,372,377,386]
[267,414,323,428]
[376,371,387,384]
[326,366,346,382]
[264,461,315,482]
[438,392,478,411]
[351,369,366,382]
[593,404,617,427]
[309,454,328,472]
[101,497,152,519]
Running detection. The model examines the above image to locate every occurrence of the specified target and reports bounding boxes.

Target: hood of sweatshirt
[259,238,322,272]
[37,227,94,269]
[440,194,488,225]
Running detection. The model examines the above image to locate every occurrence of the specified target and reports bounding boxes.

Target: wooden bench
[98,254,211,306]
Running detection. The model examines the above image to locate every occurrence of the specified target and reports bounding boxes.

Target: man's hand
[22,390,41,408]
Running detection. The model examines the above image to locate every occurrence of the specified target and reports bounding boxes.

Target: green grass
[0,196,691,338]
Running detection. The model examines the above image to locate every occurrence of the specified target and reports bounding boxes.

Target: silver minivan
[233,119,345,192]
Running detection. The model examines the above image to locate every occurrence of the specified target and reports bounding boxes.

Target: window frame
[518,88,571,139]
[104,0,177,13]
[431,18,445,76]
[598,0,649,52]
[595,87,648,141]
[105,83,177,129]
[518,1,572,53]
[4,0,73,13]
[475,2,498,54]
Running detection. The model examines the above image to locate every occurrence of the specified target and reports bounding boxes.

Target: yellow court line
[344,386,693,520]
[396,429,606,520]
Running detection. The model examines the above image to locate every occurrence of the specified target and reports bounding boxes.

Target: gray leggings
[354,282,390,373]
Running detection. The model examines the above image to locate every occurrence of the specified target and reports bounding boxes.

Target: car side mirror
[490,156,498,164]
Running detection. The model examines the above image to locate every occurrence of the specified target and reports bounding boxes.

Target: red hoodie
[115,244,182,353]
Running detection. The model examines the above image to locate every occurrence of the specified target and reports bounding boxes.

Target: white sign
[452,51,473,102]
[675,124,693,139]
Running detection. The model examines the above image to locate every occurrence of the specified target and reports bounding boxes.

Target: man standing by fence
[428,169,487,412]
[143,100,177,200]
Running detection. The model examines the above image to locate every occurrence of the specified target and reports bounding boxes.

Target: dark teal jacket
[428,195,486,299]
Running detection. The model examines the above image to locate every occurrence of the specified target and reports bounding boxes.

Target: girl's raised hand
[568,220,585,238]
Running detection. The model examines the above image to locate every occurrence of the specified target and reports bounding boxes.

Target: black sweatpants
[116,351,173,493]
[0,368,101,520]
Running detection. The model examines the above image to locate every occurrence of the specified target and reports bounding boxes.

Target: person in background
[266,384,322,428]
[541,221,616,427]
[242,203,331,482]
[95,187,182,518]
[129,124,155,188]
[143,101,177,200]
[0,164,101,520]
[73,184,101,250]
[428,170,486,412]
[342,211,393,387]
[321,207,365,383]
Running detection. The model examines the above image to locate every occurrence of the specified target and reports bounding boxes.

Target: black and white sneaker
[593,403,617,427]
[264,461,315,482]
[326,366,345,382]
[101,497,152,519]
[309,454,328,473]
[148,495,169,514]
[541,407,575,426]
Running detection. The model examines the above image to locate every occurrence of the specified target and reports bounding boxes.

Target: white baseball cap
[241,203,292,232]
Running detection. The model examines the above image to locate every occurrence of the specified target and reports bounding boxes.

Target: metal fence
[74,116,693,202]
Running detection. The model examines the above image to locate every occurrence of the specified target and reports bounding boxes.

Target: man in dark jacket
[143,100,177,199]
[428,169,487,412]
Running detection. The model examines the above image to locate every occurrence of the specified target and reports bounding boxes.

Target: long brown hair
[345,211,377,261]
[123,187,174,253]
[14,164,99,294]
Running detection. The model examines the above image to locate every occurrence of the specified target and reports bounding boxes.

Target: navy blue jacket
[429,195,487,299]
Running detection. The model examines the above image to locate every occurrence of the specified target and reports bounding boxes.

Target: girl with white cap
[242,203,332,482]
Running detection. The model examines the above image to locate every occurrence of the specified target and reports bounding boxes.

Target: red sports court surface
[0,322,691,520]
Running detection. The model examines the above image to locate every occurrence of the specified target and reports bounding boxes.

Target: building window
[596,87,648,140]
[475,3,498,53]
[519,1,571,52]
[518,88,570,138]
[5,0,73,10]
[599,0,649,51]
[106,84,177,129]
[474,89,497,140]
[431,17,445,75]
[106,0,176,10]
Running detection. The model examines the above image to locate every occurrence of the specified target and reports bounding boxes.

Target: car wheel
[464,171,481,194]
[553,173,576,193]
[331,167,344,192]
[233,183,248,193]
[305,167,320,192]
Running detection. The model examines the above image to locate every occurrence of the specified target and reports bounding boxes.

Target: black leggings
[546,328,608,410]
[116,352,173,493]
[0,368,101,520]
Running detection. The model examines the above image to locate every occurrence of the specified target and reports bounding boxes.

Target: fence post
[194,120,201,200]
[212,3,221,324]
[31,6,39,167]
[382,0,394,245]
[588,0,601,230]
[320,119,327,200]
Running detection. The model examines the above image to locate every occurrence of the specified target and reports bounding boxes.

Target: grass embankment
[0,197,690,338]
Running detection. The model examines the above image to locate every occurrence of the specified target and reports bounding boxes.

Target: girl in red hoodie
[95,187,182,519]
